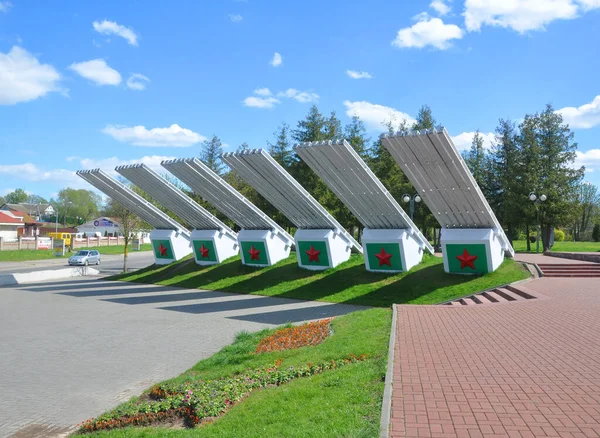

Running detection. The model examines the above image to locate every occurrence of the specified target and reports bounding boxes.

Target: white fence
[0,236,142,251]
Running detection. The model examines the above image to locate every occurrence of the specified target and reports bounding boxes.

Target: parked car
[68,250,101,266]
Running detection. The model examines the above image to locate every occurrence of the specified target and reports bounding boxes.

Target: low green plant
[554,229,565,242]
[78,355,368,433]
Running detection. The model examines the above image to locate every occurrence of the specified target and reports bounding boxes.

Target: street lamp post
[55,201,73,233]
[402,193,422,221]
[529,192,547,253]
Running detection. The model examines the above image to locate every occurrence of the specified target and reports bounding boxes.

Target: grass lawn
[0,244,153,262]
[109,253,529,307]
[82,308,391,438]
[512,240,600,253]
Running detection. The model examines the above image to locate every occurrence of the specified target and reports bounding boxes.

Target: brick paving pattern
[390,277,600,438]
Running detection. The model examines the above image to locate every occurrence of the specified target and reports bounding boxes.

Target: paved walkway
[513,253,597,265]
[389,277,600,437]
[0,278,366,437]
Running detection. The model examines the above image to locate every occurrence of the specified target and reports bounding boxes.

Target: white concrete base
[191,229,239,265]
[361,228,424,273]
[238,229,292,267]
[294,229,352,271]
[150,229,192,265]
[0,267,100,286]
[441,228,505,274]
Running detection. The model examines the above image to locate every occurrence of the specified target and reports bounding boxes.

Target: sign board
[53,239,65,257]
[131,238,141,251]
[93,218,118,228]
[37,237,52,250]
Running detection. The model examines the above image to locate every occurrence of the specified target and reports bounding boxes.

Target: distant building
[0,211,24,240]
[0,203,55,222]
[77,217,150,242]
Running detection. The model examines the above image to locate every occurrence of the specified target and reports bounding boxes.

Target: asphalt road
[0,251,155,275]
[0,276,367,437]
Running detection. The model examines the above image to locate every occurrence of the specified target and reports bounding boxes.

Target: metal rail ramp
[162,158,293,266]
[381,129,514,274]
[294,139,433,253]
[77,169,192,264]
[115,164,239,264]
[221,149,361,270]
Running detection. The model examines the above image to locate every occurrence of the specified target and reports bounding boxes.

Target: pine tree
[237,142,250,152]
[412,105,439,132]
[535,104,584,250]
[267,123,293,168]
[200,135,225,175]
[344,116,369,158]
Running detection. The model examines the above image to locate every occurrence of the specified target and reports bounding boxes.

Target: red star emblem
[305,245,321,263]
[158,243,167,257]
[248,245,261,261]
[199,244,210,259]
[456,249,478,269]
[374,248,392,267]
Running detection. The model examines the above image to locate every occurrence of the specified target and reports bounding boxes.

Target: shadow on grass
[225,303,366,324]
[214,261,315,294]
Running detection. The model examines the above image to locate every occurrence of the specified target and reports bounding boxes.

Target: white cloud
[0,46,62,105]
[92,20,138,46]
[464,0,580,33]
[244,87,317,108]
[103,124,206,147]
[451,131,496,151]
[573,149,600,172]
[277,88,319,103]
[578,0,600,10]
[254,87,272,96]
[343,100,416,132]
[557,95,600,129]
[243,96,280,109]
[229,14,243,22]
[126,73,150,91]
[430,0,451,15]
[0,163,80,185]
[392,16,463,50]
[0,1,12,13]
[346,70,372,79]
[270,52,282,67]
[69,59,121,86]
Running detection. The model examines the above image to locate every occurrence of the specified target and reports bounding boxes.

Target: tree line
[4,103,599,249]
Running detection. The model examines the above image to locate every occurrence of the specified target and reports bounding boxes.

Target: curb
[380,304,398,438]
[0,267,100,286]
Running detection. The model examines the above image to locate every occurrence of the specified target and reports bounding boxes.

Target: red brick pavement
[389,277,600,438]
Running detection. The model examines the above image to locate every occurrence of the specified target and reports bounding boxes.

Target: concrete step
[544,273,600,278]
[504,284,537,300]
[472,293,494,304]
[483,290,510,302]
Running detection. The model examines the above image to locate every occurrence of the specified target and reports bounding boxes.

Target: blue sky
[1,0,599,201]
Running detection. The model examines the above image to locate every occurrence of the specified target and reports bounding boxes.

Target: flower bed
[255,318,333,353]
[78,354,367,433]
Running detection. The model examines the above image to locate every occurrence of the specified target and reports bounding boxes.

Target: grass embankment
[82,308,391,438]
[0,244,152,262]
[110,253,528,307]
[512,240,600,253]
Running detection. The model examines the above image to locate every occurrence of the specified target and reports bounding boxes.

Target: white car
[68,250,101,266]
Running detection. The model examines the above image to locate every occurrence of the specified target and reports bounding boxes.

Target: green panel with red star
[297,240,330,267]
[240,241,268,265]
[445,244,489,274]
[152,239,174,260]
[193,240,217,263]
[365,243,403,271]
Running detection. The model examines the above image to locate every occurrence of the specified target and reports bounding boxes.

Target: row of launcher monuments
[78,130,515,275]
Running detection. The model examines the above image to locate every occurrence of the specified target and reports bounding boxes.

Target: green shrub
[593,224,600,242]
[554,229,565,242]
